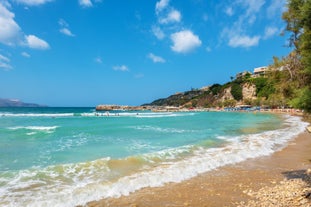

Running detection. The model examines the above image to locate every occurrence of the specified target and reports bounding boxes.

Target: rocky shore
[238,170,311,207]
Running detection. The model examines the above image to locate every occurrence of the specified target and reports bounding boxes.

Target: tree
[282,0,304,49]
[231,83,243,101]
[282,0,311,113]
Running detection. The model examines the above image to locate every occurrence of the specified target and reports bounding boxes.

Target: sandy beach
[84,125,311,206]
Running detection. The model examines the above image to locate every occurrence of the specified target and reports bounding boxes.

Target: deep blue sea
[0,107,308,206]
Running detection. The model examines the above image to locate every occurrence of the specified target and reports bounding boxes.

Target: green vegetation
[280,0,311,112]
[230,83,243,101]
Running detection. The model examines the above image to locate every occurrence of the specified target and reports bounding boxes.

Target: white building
[253,66,268,77]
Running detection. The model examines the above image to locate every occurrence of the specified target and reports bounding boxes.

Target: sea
[0,107,308,207]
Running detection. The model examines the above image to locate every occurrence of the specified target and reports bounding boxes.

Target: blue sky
[0,0,291,106]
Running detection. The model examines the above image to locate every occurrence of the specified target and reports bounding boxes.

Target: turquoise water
[0,107,308,207]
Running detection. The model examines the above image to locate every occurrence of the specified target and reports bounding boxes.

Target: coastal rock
[219,86,234,102]
[242,83,256,100]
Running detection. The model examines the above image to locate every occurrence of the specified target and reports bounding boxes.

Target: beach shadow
[282,169,311,187]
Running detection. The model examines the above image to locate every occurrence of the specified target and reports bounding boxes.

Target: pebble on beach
[238,169,311,207]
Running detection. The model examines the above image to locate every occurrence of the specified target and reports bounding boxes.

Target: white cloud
[14,0,53,6]
[159,9,181,24]
[152,26,165,40]
[60,28,75,37]
[264,26,279,39]
[0,54,12,70]
[79,0,92,7]
[148,53,166,63]
[220,0,265,48]
[0,2,50,50]
[21,52,30,57]
[59,19,75,37]
[170,30,202,53]
[25,35,50,50]
[228,35,260,48]
[113,65,129,72]
[0,2,22,46]
[156,0,170,13]
[0,54,10,62]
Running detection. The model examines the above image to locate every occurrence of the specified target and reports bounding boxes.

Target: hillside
[144,65,307,110]
[0,98,45,107]
[144,79,258,108]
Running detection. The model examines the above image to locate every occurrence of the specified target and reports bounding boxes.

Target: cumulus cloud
[0,2,22,46]
[25,35,50,50]
[0,54,12,70]
[148,53,166,63]
[113,65,129,72]
[151,26,165,40]
[155,0,170,13]
[159,9,181,24]
[155,0,181,26]
[0,2,50,50]
[79,0,92,7]
[228,35,260,48]
[170,30,202,53]
[14,0,53,6]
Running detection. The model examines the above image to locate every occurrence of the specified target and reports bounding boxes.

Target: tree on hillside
[282,0,311,112]
[231,83,243,101]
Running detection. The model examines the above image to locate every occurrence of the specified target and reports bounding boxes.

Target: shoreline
[84,123,311,207]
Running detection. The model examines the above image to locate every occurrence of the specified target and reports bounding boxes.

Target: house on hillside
[252,66,268,77]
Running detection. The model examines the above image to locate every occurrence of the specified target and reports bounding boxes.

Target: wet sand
[84,130,311,207]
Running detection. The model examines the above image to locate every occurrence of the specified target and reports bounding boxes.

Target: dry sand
[83,130,311,207]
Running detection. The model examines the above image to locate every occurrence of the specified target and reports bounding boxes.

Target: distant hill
[0,98,45,107]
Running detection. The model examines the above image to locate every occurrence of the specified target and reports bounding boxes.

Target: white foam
[8,126,59,136]
[0,111,194,118]
[0,115,308,207]
[8,126,59,132]
[1,113,74,117]
[132,125,194,133]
